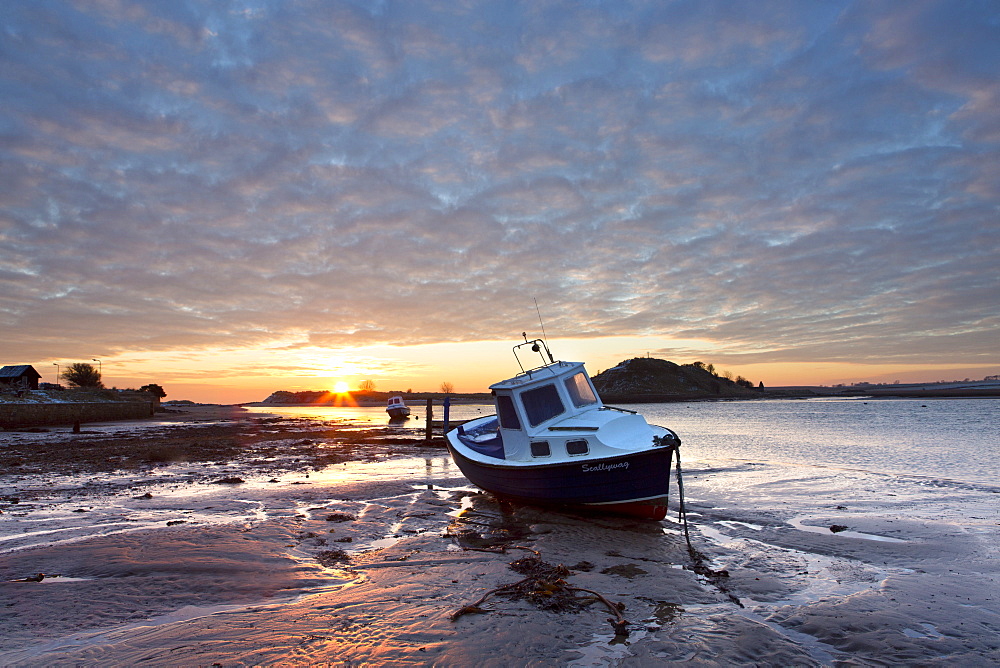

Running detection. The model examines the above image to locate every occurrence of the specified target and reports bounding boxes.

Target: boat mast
[533,297,553,358]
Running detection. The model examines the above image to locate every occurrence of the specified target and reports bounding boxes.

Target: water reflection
[446,493,534,551]
[245,403,494,430]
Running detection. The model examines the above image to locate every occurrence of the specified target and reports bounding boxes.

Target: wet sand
[2,407,998,665]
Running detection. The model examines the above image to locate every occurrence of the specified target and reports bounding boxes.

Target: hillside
[591,357,762,402]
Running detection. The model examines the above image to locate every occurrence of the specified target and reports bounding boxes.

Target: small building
[0,365,42,390]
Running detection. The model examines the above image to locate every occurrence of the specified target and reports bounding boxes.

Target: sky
[2,0,998,403]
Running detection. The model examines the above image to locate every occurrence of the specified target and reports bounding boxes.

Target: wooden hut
[0,365,42,390]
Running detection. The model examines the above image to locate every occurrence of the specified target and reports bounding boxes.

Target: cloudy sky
[2,0,998,402]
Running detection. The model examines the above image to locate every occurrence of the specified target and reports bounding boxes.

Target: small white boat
[386,396,411,420]
[445,337,681,520]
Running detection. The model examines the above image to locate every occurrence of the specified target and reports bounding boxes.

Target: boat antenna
[533,297,555,363]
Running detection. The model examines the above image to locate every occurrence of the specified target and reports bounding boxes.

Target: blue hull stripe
[446,444,672,505]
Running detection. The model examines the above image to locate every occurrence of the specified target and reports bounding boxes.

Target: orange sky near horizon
[47,337,1000,404]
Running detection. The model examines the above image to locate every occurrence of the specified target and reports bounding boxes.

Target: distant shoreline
[243,396,492,408]
[245,389,1000,408]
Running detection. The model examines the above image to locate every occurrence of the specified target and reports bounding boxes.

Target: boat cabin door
[493,391,530,460]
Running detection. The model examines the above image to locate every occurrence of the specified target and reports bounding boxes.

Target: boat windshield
[521,383,566,427]
[564,372,598,407]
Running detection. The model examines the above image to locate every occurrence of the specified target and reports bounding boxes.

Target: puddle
[903,623,944,639]
[696,522,895,607]
[717,520,764,531]
[641,600,683,626]
[446,495,536,551]
[789,516,907,543]
[569,628,650,667]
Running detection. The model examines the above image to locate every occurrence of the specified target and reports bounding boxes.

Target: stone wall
[0,401,155,429]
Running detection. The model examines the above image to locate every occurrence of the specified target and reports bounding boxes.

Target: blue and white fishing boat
[446,336,681,520]
[386,395,411,420]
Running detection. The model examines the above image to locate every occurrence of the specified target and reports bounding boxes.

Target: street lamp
[53,362,59,384]
[92,359,101,374]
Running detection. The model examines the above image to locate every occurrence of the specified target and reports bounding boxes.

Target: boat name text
[582,461,629,473]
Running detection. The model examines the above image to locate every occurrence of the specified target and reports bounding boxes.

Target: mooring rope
[671,442,695,554]
[664,438,743,607]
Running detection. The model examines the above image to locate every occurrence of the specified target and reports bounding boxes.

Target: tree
[139,383,166,398]
[62,362,103,388]
[706,363,716,376]
[358,379,376,392]
[440,381,454,394]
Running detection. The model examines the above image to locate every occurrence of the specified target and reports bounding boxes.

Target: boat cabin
[486,359,605,461]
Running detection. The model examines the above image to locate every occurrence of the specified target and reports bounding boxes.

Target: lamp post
[92,359,101,374]
[53,362,59,384]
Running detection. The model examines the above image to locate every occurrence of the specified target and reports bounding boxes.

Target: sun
[333,381,350,394]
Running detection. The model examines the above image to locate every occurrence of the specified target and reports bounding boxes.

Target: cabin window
[497,395,521,430]
[566,439,589,455]
[565,372,598,407]
[521,384,565,427]
[530,441,551,457]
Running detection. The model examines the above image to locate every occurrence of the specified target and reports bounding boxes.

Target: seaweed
[450,551,630,638]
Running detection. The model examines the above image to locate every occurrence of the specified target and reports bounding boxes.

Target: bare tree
[358,379,376,392]
[440,381,454,394]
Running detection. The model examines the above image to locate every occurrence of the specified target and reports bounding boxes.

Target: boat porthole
[530,441,551,457]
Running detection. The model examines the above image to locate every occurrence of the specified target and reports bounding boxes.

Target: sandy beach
[2,405,998,665]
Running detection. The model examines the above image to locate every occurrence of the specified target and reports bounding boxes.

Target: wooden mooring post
[425,398,433,441]
[443,396,450,436]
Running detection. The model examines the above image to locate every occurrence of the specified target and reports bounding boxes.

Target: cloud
[1,0,997,375]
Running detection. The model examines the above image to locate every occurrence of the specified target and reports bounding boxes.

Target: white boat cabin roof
[489,360,587,392]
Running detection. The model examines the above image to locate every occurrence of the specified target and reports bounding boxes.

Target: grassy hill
[591,357,762,402]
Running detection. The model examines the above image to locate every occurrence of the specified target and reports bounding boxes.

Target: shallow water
[639,397,1000,486]
[250,397,1000,486]
[245,402,496,427]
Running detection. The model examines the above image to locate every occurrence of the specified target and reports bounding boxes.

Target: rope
[667,440,743,607]
[671,443,695,554]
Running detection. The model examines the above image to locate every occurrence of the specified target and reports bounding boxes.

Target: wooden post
[443,396,451,436]
[425,398,433,441]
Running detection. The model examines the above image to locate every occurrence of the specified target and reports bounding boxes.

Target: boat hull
[386,407,410,419]
[445,443,674,520]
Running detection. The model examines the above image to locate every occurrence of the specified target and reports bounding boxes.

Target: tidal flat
[1,403,998,665]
